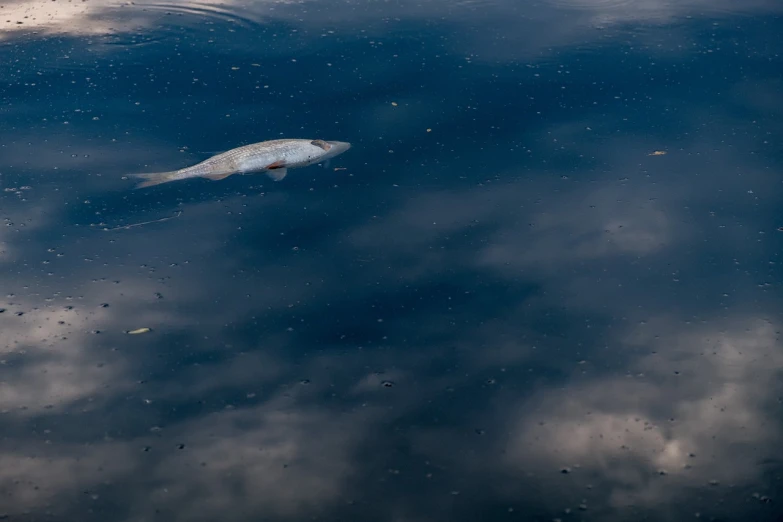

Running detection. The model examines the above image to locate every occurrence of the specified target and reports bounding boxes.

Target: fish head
[311,140,351,160]
[286,140,352,169]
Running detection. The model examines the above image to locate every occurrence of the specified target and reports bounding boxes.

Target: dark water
[1,1,782,520]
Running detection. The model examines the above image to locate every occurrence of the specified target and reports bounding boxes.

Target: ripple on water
[136,2,266,31]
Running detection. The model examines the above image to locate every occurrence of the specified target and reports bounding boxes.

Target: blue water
[1,1,782,520]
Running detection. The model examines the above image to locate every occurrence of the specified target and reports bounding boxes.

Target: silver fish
[128,138,351,189]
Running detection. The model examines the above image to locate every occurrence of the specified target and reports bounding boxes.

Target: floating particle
[648,150,667,156]
[126,327,151,335]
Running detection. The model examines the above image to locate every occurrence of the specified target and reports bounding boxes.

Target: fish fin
[128,171,179,189]
[266,167,288,181]
[202,171,235,181]
[265,160,288,181]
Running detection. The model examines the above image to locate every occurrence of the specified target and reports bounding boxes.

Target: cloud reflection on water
[505,317,782,517]
[0,1,782,521]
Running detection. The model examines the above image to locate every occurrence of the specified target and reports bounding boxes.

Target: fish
[128,138,351,189]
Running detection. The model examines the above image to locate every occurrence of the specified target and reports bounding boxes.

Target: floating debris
[100,211,182,231]
[648,150,667,156]
[126,327,151,335]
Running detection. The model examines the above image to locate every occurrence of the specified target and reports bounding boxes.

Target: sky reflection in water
[1,1,782,520]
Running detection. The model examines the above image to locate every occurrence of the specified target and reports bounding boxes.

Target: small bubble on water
[381,380,395,388]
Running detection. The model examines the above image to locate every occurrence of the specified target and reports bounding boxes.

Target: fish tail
[128,171,179,189]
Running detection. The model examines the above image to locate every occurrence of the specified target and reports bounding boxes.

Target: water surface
[1,1,782,520]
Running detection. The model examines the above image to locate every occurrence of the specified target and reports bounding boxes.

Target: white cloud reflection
[1,0,121,39]
[0,442,136,513]
[502,317,782,515]
[139,400,367,520]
